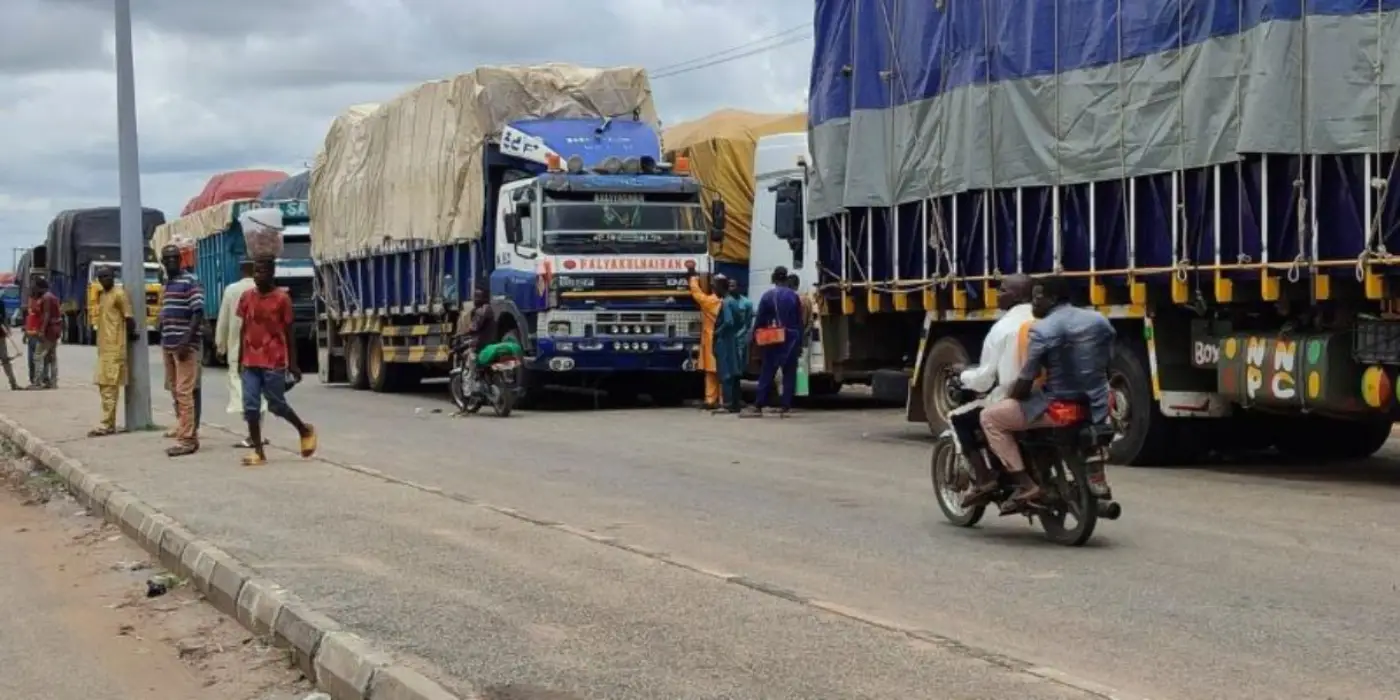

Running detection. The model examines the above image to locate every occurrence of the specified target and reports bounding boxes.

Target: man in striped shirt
[159,244,204,456]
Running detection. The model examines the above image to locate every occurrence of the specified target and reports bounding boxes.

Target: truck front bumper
[531,337,701,373]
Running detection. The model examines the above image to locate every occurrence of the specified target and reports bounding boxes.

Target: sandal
[240,453,267,467]
[165,442,198,458]
[87,427,116,438]
[960,483,999,509]
[298,425,318,458]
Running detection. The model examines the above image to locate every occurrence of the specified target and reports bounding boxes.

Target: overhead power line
[651,23,813,80]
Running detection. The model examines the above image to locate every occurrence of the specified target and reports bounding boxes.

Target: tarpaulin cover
[311,64,658,259]
[259,170,310,201]
[663,110,806,263]
[152,200,245,253]
[45,207,165,276]
[182,170,288,216]
[806,0,1400,220]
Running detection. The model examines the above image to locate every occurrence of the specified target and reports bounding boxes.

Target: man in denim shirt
[979,276,1114,504]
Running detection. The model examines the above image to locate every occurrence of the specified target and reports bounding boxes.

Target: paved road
[31,344,1400,700]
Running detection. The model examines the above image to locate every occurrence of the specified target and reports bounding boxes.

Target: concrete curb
[0,415,473,700]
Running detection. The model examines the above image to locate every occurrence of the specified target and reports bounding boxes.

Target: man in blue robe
[743,266,805,417]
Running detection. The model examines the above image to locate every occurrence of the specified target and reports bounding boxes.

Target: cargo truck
[44,207,165,345]
[151,199,316,371]
[313,65,723,404]
[796,1,1400,465]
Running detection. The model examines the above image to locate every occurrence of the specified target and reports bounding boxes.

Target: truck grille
[585,274,682,291]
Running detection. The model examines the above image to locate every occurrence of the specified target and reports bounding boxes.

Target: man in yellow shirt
[89,266,136,436]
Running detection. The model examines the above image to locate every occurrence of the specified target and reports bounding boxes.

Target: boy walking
[237,257,316,466]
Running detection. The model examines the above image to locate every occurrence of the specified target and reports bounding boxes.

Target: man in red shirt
[30,278,62,389]
[236,258,316,466]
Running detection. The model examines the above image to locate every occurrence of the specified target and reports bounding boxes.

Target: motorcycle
[448,338,520,417]
[930,378,1122,546]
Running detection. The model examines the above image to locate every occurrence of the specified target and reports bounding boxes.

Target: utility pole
[114,0,153,429]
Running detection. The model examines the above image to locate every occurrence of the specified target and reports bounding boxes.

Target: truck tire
[502,327,542,408]
[920,337,971,436]
[808,374,842,397]
[345,335,369,390]
[1271,416,1392,461]
[1107,339,1204,466]
[366,335,398,393]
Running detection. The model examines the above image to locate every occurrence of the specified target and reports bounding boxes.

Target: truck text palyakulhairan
[782,0,1400,464]
[310,65,724,403]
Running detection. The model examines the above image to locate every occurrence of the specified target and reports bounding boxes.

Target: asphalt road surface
[44,344,1400,700]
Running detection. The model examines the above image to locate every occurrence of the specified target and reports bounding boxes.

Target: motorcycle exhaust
[1096,500,1122,520]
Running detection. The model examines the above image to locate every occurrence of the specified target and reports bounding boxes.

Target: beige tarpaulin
[151,200,244,252]
[310,64,659,260]
[663,109,805,264]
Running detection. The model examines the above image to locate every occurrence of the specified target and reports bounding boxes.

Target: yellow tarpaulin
[663,109,805,264]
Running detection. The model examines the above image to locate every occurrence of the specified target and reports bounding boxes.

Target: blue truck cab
[315,116,725,403]
[192,199,316,370]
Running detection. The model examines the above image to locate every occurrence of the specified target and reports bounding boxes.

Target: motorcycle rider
[948,274,1034,508]
[458,285,497,390]
[982,275,1115,507]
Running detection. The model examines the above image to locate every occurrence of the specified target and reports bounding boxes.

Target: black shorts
[948,406,985,454]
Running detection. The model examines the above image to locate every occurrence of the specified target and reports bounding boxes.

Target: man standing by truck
[743,266,804,417]
[158,244,204,457]
[89,266,135,436]
[30,278,61,389]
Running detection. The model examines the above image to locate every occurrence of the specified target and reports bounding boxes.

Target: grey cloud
[0,0,814,262]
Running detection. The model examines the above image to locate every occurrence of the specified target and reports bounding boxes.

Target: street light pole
[114,0,153,429]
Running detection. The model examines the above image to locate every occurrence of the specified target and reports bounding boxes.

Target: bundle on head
[240,207,285,260]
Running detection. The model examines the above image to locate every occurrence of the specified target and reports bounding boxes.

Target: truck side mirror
[504,213,522,245]
[773,181,803,241]
[709,199,726,243]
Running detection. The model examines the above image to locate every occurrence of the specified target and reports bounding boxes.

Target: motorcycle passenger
[981,276,1114,508]
[948,274,1034,507]
[459,286,497,388]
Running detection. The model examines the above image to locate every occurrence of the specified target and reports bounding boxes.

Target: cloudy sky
[0,0,812,269]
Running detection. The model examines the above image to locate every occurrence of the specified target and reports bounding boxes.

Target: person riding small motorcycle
[449,287,520,416]
[931,276,1122,546]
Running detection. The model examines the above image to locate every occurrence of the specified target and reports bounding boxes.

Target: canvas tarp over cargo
[259,170,310,201]
[806,0,1400,220]
[183,170,288,216]
[46,207,165,276]
[310,64,658,259]
[663,110,806,263]
[151,200,245,253]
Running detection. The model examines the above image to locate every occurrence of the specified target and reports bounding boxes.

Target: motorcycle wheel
[1037,451,1098,547]
[491,376,515,417]
[448,373,469,413]
[930,437,985,527]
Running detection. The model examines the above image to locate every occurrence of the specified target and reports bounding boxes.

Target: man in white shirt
[947,274,1034,507]
[215,259,266,448]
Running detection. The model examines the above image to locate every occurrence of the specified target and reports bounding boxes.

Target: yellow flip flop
[241,453,267,467]
[298,426,318,458]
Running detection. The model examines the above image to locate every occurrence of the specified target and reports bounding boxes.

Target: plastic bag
[239,207,284,260]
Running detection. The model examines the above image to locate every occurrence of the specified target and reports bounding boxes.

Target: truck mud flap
[871,369,912,404]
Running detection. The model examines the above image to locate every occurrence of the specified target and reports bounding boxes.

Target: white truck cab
[748,132,833,395]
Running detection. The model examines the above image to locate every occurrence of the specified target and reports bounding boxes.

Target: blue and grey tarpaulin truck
[789,0,1400,464]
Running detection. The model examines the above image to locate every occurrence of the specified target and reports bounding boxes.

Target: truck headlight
[548,321,571,337]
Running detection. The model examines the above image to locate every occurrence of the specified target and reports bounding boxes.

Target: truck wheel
[1271,416,1392,461]
[1106,339,1193,466]
[502,328,542,407]
[345,335,369,390]
[808,375,842,397]
[366,335,396,393]
[920,337,970,436]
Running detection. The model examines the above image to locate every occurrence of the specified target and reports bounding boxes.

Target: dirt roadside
[0,449,315,700]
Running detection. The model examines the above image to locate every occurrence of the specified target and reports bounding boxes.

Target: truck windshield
[541,202,707,254]
[97,265,162,284]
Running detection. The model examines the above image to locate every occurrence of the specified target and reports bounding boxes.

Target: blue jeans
[25,336,37,385]
[241,368,293,423]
